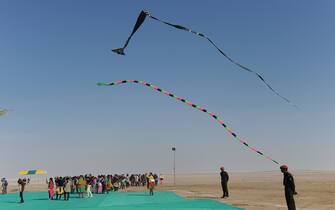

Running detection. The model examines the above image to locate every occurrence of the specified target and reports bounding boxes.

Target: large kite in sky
[98,80,280,165]
[112,10,297,108]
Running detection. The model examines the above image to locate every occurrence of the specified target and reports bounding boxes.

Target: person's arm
[289,173,297,194]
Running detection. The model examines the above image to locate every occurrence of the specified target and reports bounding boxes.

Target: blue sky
[1,0,335,178]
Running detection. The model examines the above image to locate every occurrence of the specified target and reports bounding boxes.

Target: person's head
[220,166,225,171]
[280,165,288,173]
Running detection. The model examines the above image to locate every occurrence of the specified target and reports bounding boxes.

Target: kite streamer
[97,80,280,165]
[112,10,297,108]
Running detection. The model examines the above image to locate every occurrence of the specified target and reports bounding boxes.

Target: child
[113,181,120,191]
[86,181,93,198]
[159,174,164,185]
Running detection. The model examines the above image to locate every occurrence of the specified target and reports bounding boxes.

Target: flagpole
[172,147,176,186]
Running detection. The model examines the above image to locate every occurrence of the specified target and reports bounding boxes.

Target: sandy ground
[5,171,335,210]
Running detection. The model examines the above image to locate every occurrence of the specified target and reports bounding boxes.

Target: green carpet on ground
[0,191,244,210]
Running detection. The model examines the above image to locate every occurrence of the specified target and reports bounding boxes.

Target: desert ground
[6,171,335,210]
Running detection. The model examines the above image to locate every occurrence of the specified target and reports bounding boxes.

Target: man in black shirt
[220,166,229,198]
[56,177,65,200]
[280,165,297,210]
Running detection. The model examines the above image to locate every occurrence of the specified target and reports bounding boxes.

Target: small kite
[0,109,11,117]
[97,80,280,165]
[112,10,297,108]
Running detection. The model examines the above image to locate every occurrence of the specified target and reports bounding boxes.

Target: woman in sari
[46,178,54,200]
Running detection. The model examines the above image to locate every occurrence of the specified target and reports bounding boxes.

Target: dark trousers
[285,190,296,210]
[19,192,24,203]
[221,182,229,197]
[64,192,70,200]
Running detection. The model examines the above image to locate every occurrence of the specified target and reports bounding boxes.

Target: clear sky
[1,0,335,178]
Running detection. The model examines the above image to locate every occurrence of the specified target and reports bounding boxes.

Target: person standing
[102,177,107,194]
[77,175,86,198]
[220,166,229,198]
[106,176,112,193]
[18,178,26,203]
[46,178,55,200]
[55,177,64,200]
[86,180,93,198]
[64,177,71,201]
[1,178,8,194]
[280,165,297,210]
[159,174,164,185]
[147,173,155,196]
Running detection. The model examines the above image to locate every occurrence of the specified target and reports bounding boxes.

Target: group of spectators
[46,173,162,201]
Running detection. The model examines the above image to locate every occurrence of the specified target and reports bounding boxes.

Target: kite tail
[206,37,298,108]
[97,80,280,165]
[111,10,297,108]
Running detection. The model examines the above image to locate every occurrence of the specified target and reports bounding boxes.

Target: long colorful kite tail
[111,10,297,108]
[97,80,280,165]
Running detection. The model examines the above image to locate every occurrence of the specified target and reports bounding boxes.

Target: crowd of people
[45,173,161,201]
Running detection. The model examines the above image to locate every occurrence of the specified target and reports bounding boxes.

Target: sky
[1,0,335,178]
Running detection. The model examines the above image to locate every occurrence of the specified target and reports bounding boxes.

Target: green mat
[0,191,244,210]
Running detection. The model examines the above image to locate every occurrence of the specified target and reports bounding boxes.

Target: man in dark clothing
[18,178,26,203]
[220,166,229,198]
[280,165,297,210]
[56,177,65,200]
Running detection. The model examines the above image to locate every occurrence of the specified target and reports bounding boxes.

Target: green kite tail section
[97,82,110,86]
